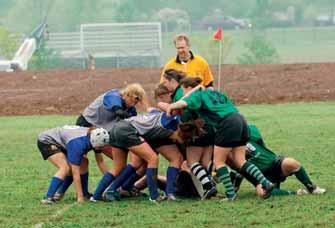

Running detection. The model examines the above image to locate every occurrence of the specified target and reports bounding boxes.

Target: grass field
[0,102,334,227]
[161,26,335,64]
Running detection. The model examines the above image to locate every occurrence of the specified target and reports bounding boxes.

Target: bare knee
[131,160,145,170]
[111,164,126,176]
[59,164,71,177]
[170,153,183,168]
[147,153,159,167]
[282,157,300,176]
[80,157,89,173]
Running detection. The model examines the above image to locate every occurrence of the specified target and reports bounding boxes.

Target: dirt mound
[1,63,334,116]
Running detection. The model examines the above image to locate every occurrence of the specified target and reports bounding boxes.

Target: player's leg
[187,146,216,199]
[43,152,70,204]
[120,153,146,194]
[92,147,127,201]
[232,146,274,198]
[156,144,183,199]
[128,142,162,202]
[214,146,237,200]
[281,157,326,194]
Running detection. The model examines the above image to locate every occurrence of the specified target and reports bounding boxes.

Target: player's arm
[70,164,84,203]
[94,152,109,173]
[156,102,170,112]
[66,139,86,203]
[167,100,188,117]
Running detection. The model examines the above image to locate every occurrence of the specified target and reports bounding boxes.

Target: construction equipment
[0,22,47,72]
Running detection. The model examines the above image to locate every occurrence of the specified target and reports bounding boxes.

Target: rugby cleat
[53,192,63,201]
[201,186,217,200]
[89,196,104,203]
[164,194,180,201]
[84,192,93,200]
[296,189,308,195]
[105,191,121,202]
[149,196,166,204]
[41,197,55,205]
[262,182,275,199]
[311,186,326,195]
[220,194,237,202]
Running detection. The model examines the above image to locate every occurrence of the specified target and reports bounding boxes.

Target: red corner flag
[214,28,223,40]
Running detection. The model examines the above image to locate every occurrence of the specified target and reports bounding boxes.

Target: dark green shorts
[215,112,249,147]
[109,120,144,150]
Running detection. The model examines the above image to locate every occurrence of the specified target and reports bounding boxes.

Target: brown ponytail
[180,77,202,88]
[163,69,186,83]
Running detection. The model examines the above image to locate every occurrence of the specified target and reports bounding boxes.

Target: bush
[192,33,234,65]
[0,27,19,59]
[237,35,279,64]
[29,44,62,70]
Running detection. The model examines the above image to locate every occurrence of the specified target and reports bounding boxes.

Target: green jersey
[183,89,238,126]
[172,86,196,122]
[172,86,184,103]
[246,125,277,172]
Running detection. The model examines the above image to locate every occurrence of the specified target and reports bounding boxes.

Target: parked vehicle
[201,15,252,30]
[314,15,335,26]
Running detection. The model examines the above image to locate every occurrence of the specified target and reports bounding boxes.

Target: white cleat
[311,186,326,195]
[41,197,55,205]
[149,196,166,204]
[296,189,308,195]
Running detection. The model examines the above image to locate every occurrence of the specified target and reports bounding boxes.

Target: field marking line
[34,203,75,228]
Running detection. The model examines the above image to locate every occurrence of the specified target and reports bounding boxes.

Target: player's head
[179,76,202,94]
[174,34,191,60]
[178,118,205,144]
[90,128,109,148]
[121,83,146,108]
[154,83,172,103]
[162,69,186,92]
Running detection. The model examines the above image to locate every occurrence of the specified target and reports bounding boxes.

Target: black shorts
[187,124,215,147]
[76,115,93,127]
[146,138,175,149]
[263,156,287,184]
[37,140,65,160]
[214,112,249,147]
[109,120,144,150]
[177,143,187,160]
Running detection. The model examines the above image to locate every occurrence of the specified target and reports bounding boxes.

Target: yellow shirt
[160,53,214,87]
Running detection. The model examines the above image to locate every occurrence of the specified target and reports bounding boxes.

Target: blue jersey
[82,89,137,131]
[38,126,92,166]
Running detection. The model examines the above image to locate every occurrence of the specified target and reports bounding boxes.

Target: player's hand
[256,184,265,197]
[166,105,173,117]
[77,197,85,204]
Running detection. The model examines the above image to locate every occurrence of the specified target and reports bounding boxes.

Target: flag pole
[217,39,222,92]
[213,28,223,92]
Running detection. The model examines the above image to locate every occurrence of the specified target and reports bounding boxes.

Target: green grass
[0,102,335,227]
[162,27,335,64]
